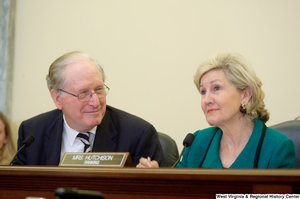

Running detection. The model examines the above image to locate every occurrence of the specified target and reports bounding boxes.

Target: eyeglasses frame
[58,84,110,102]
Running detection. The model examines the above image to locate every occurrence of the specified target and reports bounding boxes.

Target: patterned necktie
[77,132,91,152]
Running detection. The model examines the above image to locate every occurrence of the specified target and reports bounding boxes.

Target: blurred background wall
[8,0,300,151]
[0,0,15,120]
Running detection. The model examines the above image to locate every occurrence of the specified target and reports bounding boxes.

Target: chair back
[158,132,179,167]
[270,120,300,168]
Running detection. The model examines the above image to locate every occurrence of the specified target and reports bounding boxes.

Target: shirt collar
[63,115,97,146]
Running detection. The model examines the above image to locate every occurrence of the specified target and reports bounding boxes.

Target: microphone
[55,187,105,199]
[171,133,195,168]
[9,135,35,165]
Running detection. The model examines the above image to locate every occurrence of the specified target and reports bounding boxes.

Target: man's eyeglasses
[58,84,110,102]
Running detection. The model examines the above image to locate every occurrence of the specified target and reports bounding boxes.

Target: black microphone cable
[171,133,195,168]
[9,135,35,165]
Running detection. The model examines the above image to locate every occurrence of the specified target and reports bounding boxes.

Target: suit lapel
[45,112,64,165]
[93,109,118,152]
[42,108,118,164]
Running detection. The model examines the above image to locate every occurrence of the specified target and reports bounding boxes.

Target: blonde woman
[0,112,16,165]
[138,53,295,169]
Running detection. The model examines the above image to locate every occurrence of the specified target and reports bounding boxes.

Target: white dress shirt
[60,115,96,161]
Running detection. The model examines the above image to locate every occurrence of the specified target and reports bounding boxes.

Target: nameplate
[59,152,133,167]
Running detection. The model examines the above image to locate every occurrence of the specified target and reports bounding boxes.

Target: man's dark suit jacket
[14,105,163,166]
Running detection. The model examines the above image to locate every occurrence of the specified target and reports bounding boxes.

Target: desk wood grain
[0,166,299,199]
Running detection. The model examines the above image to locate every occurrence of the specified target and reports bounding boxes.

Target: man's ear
[242,87,252,104]
[50,89,63,110]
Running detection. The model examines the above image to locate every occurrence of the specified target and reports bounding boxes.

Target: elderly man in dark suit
[14,51,163,166]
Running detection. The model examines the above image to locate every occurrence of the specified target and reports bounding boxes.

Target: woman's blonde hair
[194,52,269,124]
[0,112,16,165]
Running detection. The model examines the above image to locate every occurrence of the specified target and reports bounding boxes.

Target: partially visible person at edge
[14,51,163,166]
[295,116,300,120]
[0,112,16,165]
[137,52,295,169]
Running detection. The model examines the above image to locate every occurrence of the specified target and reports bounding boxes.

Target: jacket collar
[43,108,119,165]
[45,111,64,165]
[92,108,118,152]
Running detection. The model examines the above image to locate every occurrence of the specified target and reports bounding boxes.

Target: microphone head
[22,135,35,147]
[183,133,195,147]
[55,187,105,199]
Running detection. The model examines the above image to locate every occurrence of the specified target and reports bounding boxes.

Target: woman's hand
[136,157,159,168]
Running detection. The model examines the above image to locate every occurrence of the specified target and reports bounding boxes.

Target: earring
[240,103,247,114]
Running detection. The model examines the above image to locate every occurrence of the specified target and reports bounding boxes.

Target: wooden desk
[0,166,299,199]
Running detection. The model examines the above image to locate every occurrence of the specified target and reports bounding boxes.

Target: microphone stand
[9,144,26,166]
